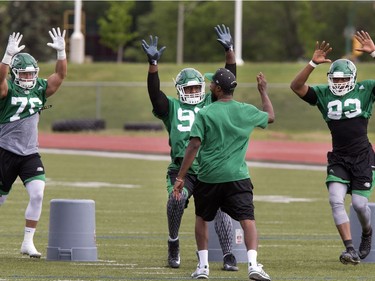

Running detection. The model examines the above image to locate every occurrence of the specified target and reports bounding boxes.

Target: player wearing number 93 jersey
[311,65,375,155]
[291,31,375,266]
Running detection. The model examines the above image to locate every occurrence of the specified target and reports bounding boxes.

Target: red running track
[39,132,331,165]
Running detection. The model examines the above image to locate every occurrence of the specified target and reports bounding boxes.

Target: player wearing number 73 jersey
[290,30,375,266]
[0,28,67,259]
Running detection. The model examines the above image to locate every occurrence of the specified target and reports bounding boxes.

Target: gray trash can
[349,202,375,262]
[47,199,98,261]
[208,218,247,262]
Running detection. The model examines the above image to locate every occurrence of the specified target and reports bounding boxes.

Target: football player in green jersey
[290,30,375,265]
[0,28,67,258]
[173,69,274,280]
[141,24,239,271]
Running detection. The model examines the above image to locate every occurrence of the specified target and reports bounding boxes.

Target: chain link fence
[39,81,331,133]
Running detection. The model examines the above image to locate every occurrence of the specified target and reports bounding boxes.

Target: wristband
[175,177,184,183]
[149,59,157,66]
[57,50,66,60]
[2,53,12,65]
[309,60,318,68]
[370,51,375,58]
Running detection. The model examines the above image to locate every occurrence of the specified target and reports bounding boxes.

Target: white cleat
[249,263,271,281]
[20,242,42,258]
[191,265,209,279]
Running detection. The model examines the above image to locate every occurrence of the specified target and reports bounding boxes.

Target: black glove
[141,35,166,65]
[215,24,234,51]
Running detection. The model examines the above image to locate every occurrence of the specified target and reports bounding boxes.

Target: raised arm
[290,41,332,98]
[354,30,375,57]
[257,72,274,123]
[0,32,25,98]
[215,24,236,76]
[141,35,169,116]
[45,27,67,98]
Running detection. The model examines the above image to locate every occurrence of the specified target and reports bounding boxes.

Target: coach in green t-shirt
[173,68,274,281]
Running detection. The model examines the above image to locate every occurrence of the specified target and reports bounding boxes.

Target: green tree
[137,1,179,63]
[98,1,137,63]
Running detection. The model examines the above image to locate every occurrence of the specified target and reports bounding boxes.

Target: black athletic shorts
[0,148,45,195]
[327,144,375,191]
[193,178,254,221]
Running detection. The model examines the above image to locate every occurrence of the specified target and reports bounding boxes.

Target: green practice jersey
[191,100,269,183]
[312,80,375,122]
[310,80,375,154]
[0,78,47,124]
[0,78,47,155]
[154,94,212,174]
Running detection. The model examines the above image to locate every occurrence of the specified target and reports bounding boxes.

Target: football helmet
[10,53,39,89]
[327,59,357,96]
[174,68,205,105]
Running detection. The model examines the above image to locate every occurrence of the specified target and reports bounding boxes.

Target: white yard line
[40,148,325,171]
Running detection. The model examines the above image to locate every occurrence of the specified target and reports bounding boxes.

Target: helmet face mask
[327,59,357,96]
[174,68,205,105]
[10,53,39,90]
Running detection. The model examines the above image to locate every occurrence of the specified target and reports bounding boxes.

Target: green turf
[1,152,374,280]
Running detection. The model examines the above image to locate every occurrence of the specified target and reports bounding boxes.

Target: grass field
[1,151,375,281]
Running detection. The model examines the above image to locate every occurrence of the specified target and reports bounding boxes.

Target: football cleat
[359,228,372,259]
[248,263,271,281]
[20,242,41,258]
[191,265,209,279]
[167,239,180,268]
[223,253,238,271]
[339,248,360,265]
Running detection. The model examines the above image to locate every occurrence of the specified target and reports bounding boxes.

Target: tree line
[0,1,374,63]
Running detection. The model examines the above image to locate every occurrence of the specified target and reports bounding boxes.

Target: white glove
[47,27,66,60]
[2,32,25,65]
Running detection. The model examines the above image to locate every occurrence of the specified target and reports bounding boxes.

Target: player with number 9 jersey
[142,24,240,271]
[158,88,212,174]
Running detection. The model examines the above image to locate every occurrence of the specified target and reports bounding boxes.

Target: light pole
[70,0,85,64]
[235,0,244,65]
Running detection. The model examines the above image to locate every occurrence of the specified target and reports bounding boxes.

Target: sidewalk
[39,132,330,165]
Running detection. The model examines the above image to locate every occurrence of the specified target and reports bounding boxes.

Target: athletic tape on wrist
[2,53,12,65]
[309,60,318,68]
[57,50,66,60]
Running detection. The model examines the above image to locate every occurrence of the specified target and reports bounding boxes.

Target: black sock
[363,228,372,237]
[344,239,354,250]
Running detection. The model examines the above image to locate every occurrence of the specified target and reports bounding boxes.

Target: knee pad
[25,180,45,221]
[328,183,349,225]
